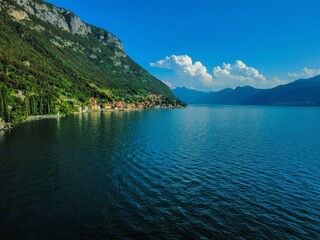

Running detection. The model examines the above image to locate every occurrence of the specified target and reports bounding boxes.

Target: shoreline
[0,114,64,131]
[26,114,64,121]
[0,106,186,131]
[0,122,12,131]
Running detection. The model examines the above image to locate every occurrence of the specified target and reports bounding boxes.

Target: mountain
[194,86,263,105]
[173,75,320,106]
[173,86,262,105]
[0,0,184,125]
[172,87,212,104]
[243,75,320,106]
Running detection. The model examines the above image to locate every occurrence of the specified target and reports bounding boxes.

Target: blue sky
[46,0,320,91]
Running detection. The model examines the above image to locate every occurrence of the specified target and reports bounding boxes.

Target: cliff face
[2,0,123,50]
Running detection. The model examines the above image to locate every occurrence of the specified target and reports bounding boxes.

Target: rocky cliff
[1,0,124,50]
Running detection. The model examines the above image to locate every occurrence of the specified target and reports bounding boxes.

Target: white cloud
[213,60,265,84]
[288,67,320,79]
[162,80,173,89]
[150,55,213,85]
[212,60,286,89]
[151,55,287,90]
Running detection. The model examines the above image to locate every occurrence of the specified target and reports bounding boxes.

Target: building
[89,97,101,111]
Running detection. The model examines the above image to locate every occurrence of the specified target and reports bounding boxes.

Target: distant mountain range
[173,75,320,106]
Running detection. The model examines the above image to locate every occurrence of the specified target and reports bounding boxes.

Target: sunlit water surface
[0,106,319,239]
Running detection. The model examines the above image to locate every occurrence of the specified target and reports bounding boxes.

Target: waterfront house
[89,97,101,111]
[103,103,112,110]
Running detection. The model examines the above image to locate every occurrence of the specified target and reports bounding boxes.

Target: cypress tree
[0,85,10,122]
[0,88,3,118]
[25,97,30,116]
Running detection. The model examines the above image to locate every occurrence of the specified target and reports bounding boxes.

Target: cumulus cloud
[213,60,265,84]
[212,60,286,89]
[288,67,320,79]
[151,55,286,90]
[150,55,213,85]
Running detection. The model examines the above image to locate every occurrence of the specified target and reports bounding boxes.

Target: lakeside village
[0,90,185,130]
[80,94,183,113]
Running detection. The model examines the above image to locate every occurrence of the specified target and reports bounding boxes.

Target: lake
[0,105,319,239]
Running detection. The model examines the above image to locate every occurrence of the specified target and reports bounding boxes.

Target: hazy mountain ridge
[243,75,320,106]
[172,87,212,104]
[173,75,320,106]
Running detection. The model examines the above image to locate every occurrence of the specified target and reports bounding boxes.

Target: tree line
[0,83,62,123]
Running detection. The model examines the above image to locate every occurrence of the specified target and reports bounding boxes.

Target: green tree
[0,84,10,122]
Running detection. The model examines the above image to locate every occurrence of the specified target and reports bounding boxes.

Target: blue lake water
[0,105,319,239]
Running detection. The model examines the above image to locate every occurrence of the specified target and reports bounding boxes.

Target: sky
[46,0,320,91]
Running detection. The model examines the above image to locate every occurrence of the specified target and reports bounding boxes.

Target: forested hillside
[0,0,183,126]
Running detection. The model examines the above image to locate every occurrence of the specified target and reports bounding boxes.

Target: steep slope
[0,0,183,125]
[243,75,320,106]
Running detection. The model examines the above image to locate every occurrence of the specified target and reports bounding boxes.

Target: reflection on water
[0,130,4,143]
[0,107,320,239]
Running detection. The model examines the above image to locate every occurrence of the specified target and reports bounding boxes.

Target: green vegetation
[0,84,10,122]
[0,1,185,126]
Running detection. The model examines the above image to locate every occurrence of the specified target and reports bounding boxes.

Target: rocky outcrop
[64,11,91,36]
[96,31,124,50]
[34,4,70,32]
[7,8,29,21]
[14,0,92,35]
[3,0,123,50]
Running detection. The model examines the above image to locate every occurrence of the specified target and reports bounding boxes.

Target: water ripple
[0,108,320,239]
